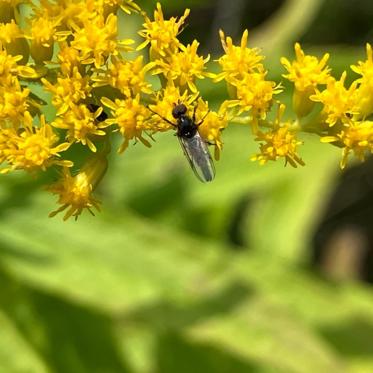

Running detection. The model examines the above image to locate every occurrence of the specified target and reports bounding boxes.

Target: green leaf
[0,309,48,373]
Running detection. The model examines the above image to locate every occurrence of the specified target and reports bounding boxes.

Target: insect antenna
[147,106,177,127]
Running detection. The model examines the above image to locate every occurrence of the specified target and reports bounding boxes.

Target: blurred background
[2,0,373,372]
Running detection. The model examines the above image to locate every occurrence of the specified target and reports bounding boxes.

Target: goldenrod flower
[71,13,132,68]
[0,83,30,126]
[281,43,330,118]
[137,2,190,58]
[233,72,282,119]
[56,44,83,76]
[148,82,198,131]
[151,40,210,93]
[351,44,373,117]
[3,0,373,218]
[102,95,151,153]
[48,151,108,220]
[310,72,358,126]
[351,43,373,78]
[42,67,91,115]
[0,114,71,173]
[196,98,228,160]
[0,20,29,64]
[215,29,264,83]
[95,0,140,15]
[0,45,35,86]
[93,55,153,97]
[322,121,373,169]
[281,43,330,92]
[251,104,304,167]
[29,14,61,63]
[52,104,111,152]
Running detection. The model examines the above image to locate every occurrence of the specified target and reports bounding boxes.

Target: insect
[149,102,215,182]
[86,103,108,122]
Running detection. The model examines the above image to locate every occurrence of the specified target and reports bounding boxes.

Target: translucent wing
[178,131,215,182]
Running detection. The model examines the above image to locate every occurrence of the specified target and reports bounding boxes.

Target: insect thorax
[177,116,198,138]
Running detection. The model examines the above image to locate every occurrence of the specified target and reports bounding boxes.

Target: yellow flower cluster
[282,43,373,169]
[1,1,372,219]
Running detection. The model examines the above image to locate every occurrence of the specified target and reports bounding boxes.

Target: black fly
[149,102,215,182]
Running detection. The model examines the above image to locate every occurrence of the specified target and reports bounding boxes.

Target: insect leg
[196,110,210,126]
[147,106,177,127]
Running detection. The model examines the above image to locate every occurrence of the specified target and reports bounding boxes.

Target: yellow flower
[0,84,30,126]
[148,82,198,131]
[42,67,91,115]
[351,44,373,117]
[310,72,358,126]
[232,72,282,119]
[0,45,35,86]
[281,43,330,92]
[96,0,141,14]
[29,14,61,63]
[351,43,373,78]
[0,20,29,64]
[215,29,264,83]
[93,55,153,97]
[137,2,190,58]
[52,104,111,152]
[322,121,373,169]
[48,151,108,220]
[151,40,210,93]
[56,44,83,76]
[71,13,132,68]
[0,114,72,173]
[196,98,228,160]
[251,104,304,167]
[101,95,151,152]
[281,43,330,118]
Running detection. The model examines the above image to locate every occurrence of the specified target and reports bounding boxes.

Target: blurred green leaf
[0,309,48,373]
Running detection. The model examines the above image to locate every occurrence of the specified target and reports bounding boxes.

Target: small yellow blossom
[102,95,151,152]
[0,83,30,126]
[96,0,141,14]
[351,43,373,78]
[215,29,264,83]
[310,72,358,126]
[0,114,71,173]
[0,20,29,63]
[148,83,198,131]
[48,151,108,220]
[252,104,304,167]
[118,0,141,14]
[322,121,373,169]
[93,55,153,97]
[42,67,91,115]
[233,72,282,119]
[151,40,210,93]
[0,45,35,85]
[196,98,228,160]
[71,13,132,68]
[281,43,330,118]
[29,14,61,63]
[281,43,330,92]
[351,44,373,117]
[137,2,190,58]
[56,44,83,76]
[53,104,110,152]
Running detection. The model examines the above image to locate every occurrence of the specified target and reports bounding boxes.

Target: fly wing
[178,132,215,182]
